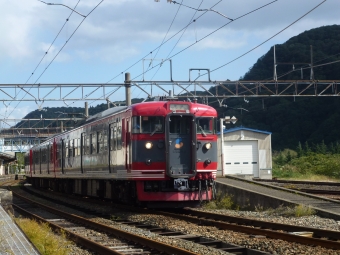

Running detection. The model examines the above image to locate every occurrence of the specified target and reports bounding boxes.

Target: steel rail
[12,191,198,255]
[156,210,340,250]
[181,208,340,240]
[256,179,340,186]
[12,204,124,255]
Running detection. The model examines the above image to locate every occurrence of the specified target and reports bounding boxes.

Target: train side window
[77,138,81,156]
[69,140,73,158]
[85,136,90,155]
[65,140,69,158]
[110,126,113,151]
[117,126,122,150]
[42,148,46,163]
[73,139,77,157]
[113,126,117,150]
[91,133,96,154]
[103,130,108,151]
[97,131,102,153]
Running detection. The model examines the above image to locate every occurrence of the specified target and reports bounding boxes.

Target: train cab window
[132,116,164,134]
[196,117,214,135]
[169,116,190,134]
[91,133,96,154]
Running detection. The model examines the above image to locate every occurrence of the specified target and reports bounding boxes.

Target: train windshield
[196,117,214,136]
[132,116,164,134]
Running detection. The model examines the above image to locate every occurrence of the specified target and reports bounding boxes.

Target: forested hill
[242,25,340,80]
[221,25,340,150]
[16,25,340,151]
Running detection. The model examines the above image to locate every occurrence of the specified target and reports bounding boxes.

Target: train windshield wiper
[198,126,207,137]
[150,126,159,136]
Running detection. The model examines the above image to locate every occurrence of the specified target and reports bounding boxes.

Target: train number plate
[174,178,188,191]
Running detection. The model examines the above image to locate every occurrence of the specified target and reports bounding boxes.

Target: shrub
[266,204,315,217]
[203,192,237,210]
[15,218,71,255]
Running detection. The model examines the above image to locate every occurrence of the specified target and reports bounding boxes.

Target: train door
[165,114,197,178]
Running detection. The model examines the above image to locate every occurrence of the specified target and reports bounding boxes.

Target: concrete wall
[215,182,293,210]
[217,130,272,179]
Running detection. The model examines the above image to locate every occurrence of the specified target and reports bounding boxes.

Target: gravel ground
[13,187,340,255]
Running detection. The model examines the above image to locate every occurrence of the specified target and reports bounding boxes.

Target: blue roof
[218,126,271,135]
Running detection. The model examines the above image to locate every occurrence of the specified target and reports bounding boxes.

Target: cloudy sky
[0,0,339,120]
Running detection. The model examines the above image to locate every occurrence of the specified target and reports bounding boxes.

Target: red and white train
[25,98,217,207]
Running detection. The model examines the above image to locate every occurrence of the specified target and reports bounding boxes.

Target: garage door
[224,140,259,176]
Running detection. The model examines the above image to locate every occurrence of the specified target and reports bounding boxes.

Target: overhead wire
[133,0,185,98]
[6,0,104,119]
[136,0,206,98]
[209,0,327,76]
[182,0,327,108]
[4,0,82,120]
[91,0,219,106]
[105,0,222,85]
[148,0,206,82]
[131,0,278,81]
[143,0,184,77]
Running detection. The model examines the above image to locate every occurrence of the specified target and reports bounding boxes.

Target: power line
[209,0,327,75]
[6,0,104,119]
[131,0,278,82]
[105,0,221,84]
[171,0,233,21]
[5,1,82,120]
[148,0,206,82]
[136,0,207,98]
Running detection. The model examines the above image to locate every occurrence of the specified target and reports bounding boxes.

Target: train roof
[85,106,128,123]
[131,101,217,116]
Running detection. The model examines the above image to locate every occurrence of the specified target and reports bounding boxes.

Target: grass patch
[203,192,238,210]
[266,204,316,217]
[15,218,72,255]
[273,152,340,181]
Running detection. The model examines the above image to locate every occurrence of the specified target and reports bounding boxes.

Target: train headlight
[204,142,212,150]
[145,142,153,149]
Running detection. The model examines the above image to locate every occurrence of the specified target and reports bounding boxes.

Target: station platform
[216,176,340,220]
[0,191,39,255]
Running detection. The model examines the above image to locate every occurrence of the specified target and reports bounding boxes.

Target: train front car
[131,100,217,207]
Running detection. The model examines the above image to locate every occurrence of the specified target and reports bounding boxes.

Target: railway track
[12,187,267,255]
[255,179,340,186]
[14,186,340,253]
[170,208,340,249]
[255,179,340,199]
[11,190,200,255]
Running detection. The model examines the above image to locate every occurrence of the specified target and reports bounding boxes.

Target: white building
[218,127,272,179]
